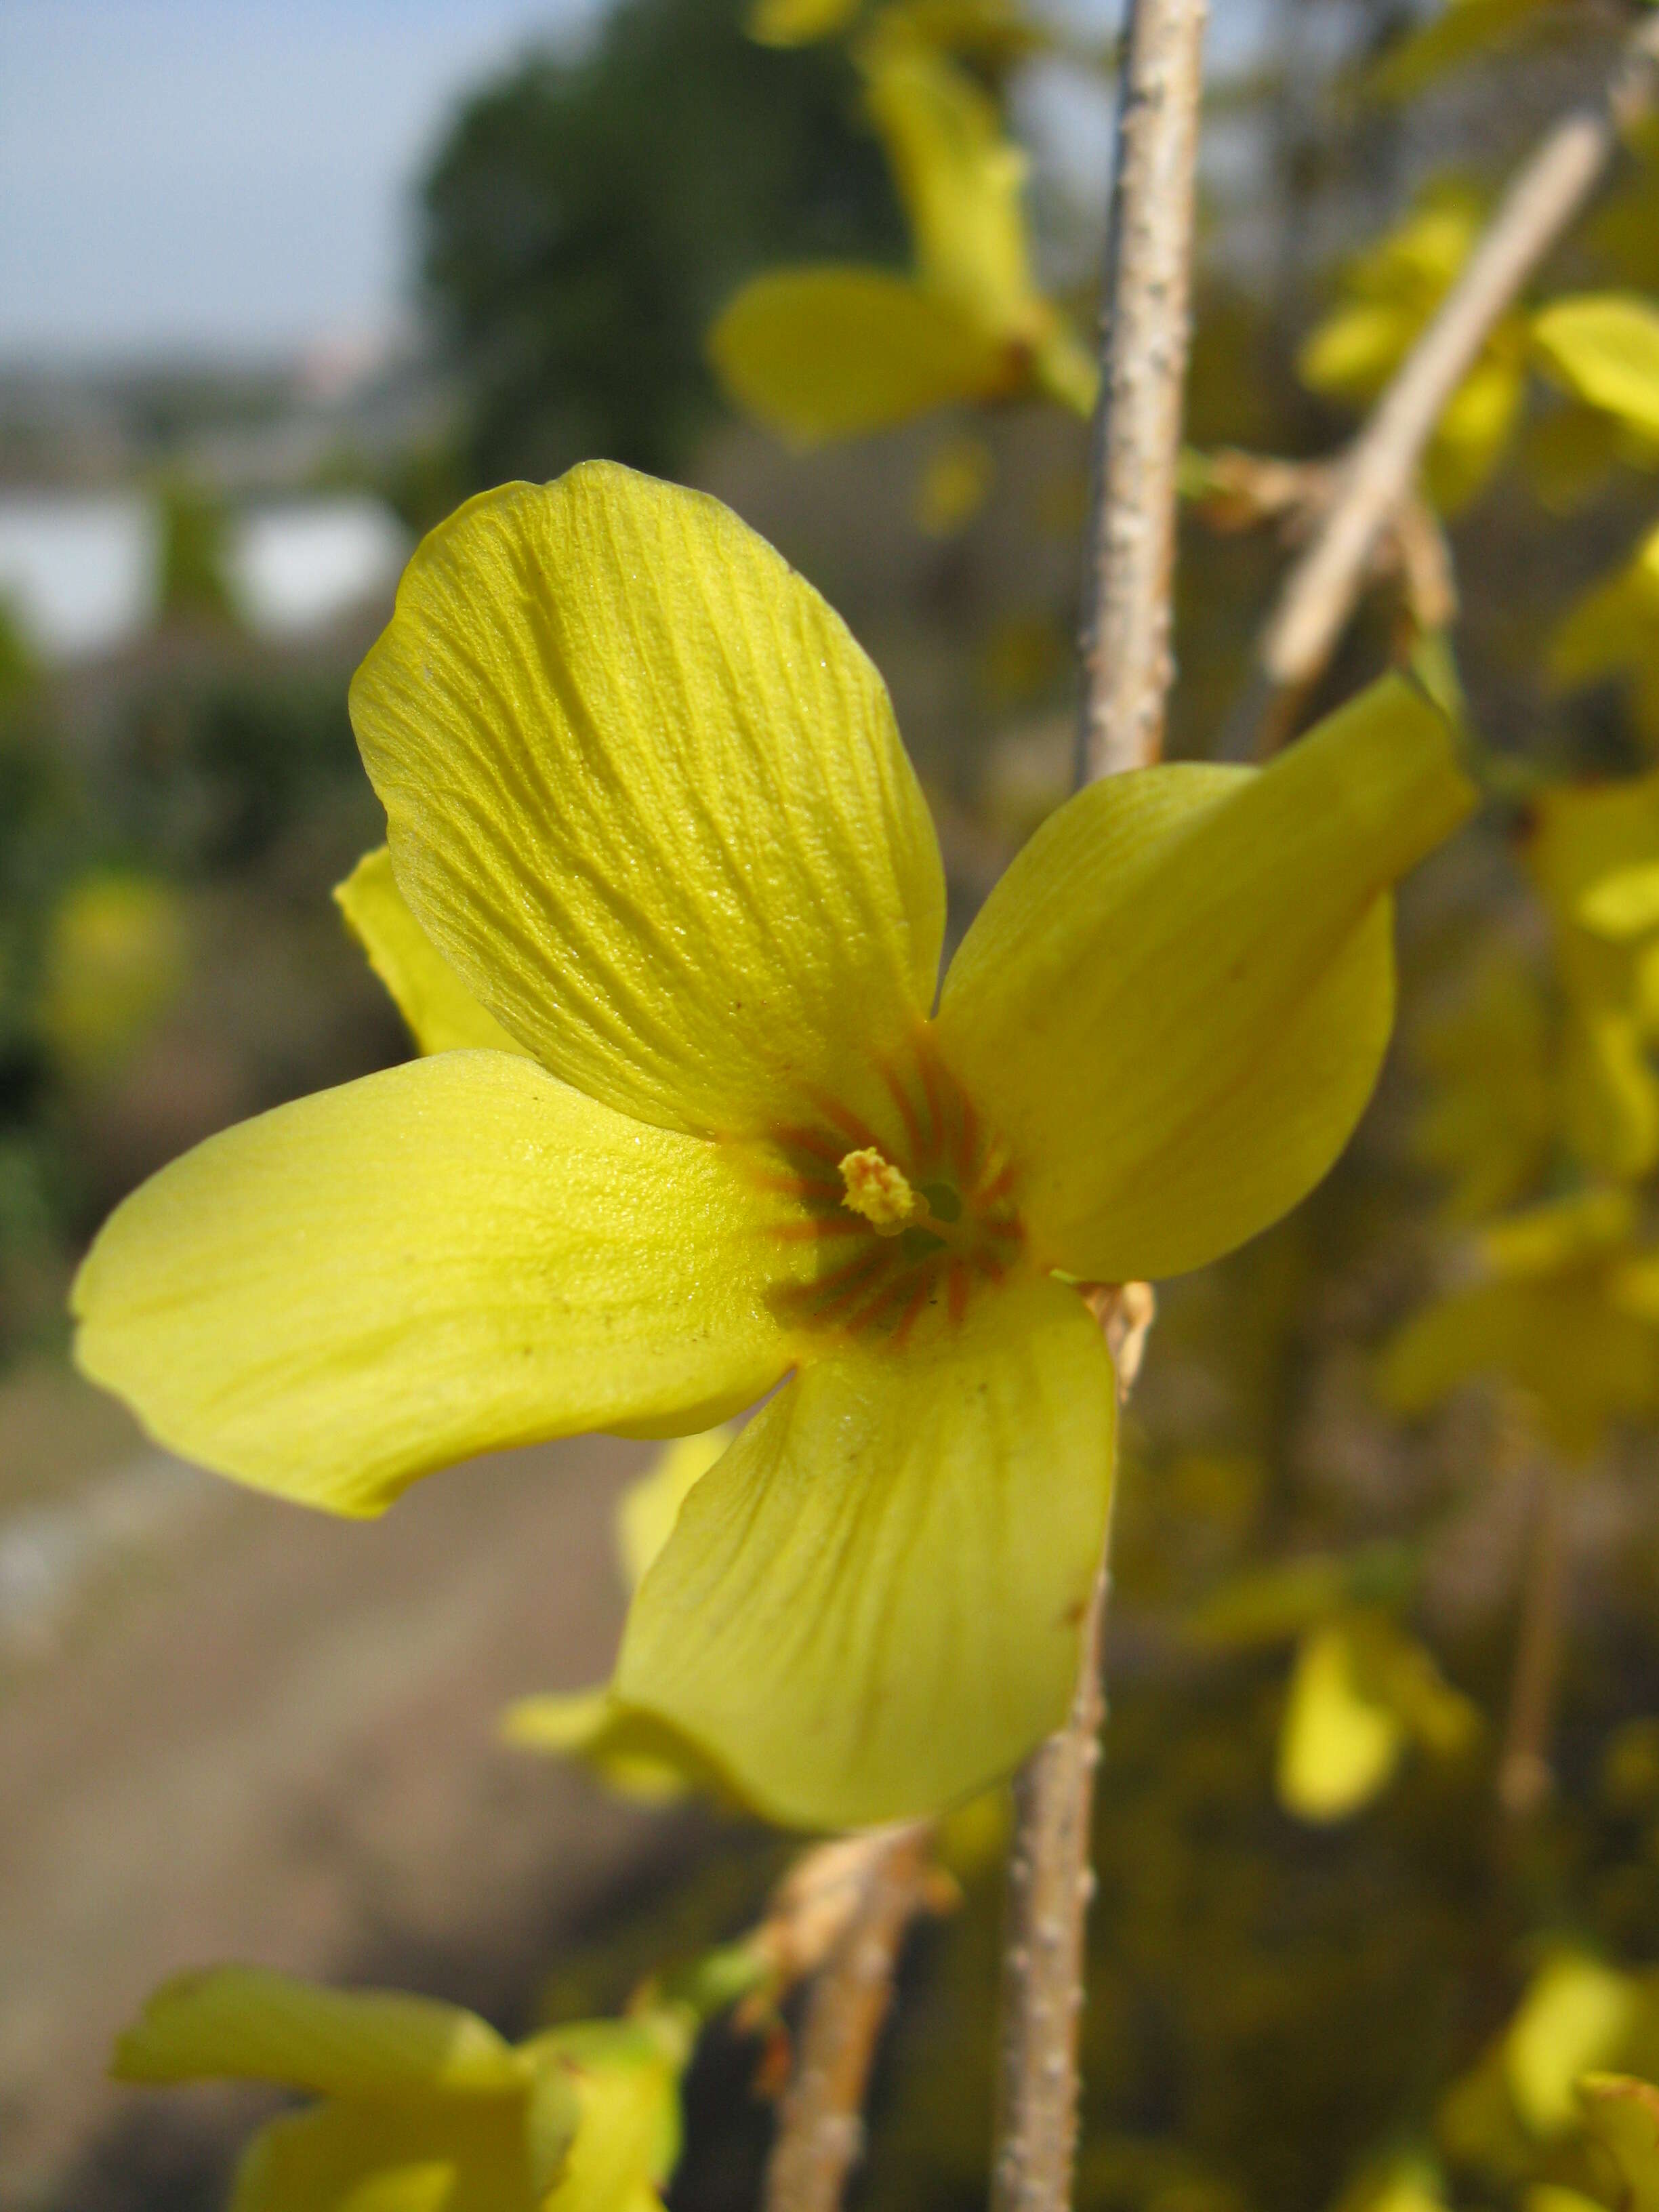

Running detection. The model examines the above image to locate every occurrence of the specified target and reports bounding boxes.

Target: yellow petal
[1299,300,1420,400]
[232,2099,538,2212]
[1276,1618,1405,1824]
[1476,1187,1635,1275]
[1525,769,1659,1176]
[1427,350,1524,512]
[709,267,1004,444]
[1534,295,1659,443]
[936,676,1475,1282]
[73,1054,800,1516]
[614,1270,1115,1829]
[112,1967,525,2097]
[350,467,945,1143]
[1378,1277,1659,1459]
[862,40,1036,338]
[537,2024,683,2212]
[499,1688,705,1805]
[1580,859,1659,939]
[1504,1954,1641,2136]
[335,847,528,1057]
[1578,2074,1659,2212]
[617,1429,733,1587]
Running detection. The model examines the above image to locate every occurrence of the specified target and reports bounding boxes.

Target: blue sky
[0,0,602,360]
[0,0,1270,366]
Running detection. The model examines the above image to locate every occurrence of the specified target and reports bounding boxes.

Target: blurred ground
[0,1407,682,2211]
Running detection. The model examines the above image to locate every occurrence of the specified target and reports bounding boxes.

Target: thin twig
[1076,0,1210,782]
[991,1284,1157,2212]
[1498,1465,1569,1822]
[1253,8,1659,739]
[761,1822,937,2212]
[994,8,1206,2206]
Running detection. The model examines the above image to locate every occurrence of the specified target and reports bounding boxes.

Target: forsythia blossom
[111,1966,687,2212]
[73,462,1471,1829]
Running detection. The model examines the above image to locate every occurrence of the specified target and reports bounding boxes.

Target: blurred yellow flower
[1276,1608,1478,1826]
[1409,948,1555,1223]
[914,430,995,534]
[1549,523,1659,750]
[73,464,1470,1829]
[710,32,1096,443]
[1380,1188,1659,1458]
[1300,181,1528,512]
[112,1965,687,2212]
[38,870,188,1082]
[1525,769,1659,1180]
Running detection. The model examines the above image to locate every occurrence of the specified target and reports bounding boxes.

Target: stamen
[838,1147,928,1237]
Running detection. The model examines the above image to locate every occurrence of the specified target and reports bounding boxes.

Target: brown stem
[1499,1467,1569,1822]
[761,1822,935,2212]
[1076,0,1210,782]
[993,12,1205,2208]
[1254,8,1659,735]
[991,1286,1156,2212]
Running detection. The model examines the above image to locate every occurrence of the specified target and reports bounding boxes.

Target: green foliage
[421,0,903,485]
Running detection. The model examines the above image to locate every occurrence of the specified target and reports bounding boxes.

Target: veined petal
[112,1967,525,2098]
[232,2099,538,2212]
[349,466,945,1142]
[335,846,529,1058]
[936,677,1475,1282]
[73,1054,800,1516]
[614,1271,1115,1829]
[709,268,1006,444]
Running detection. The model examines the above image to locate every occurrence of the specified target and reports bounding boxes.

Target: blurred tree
[155,478,241,629]
[421,0,904,486]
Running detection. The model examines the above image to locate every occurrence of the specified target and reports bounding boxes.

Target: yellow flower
[1523,768,1659,1181]
[111,1965,686,2212]
[39,869,188,1082]
[1549,523,1659,751]
[1300,181,1528,512]
[1577,2074,1659,2212]
[72,463,1472,1830]
[709,32,1096,443]
[1409,947,1555,1223]
[1275,1608,1478,1825]
[1379,1188,1659,1459]
[1534,295,1659,453]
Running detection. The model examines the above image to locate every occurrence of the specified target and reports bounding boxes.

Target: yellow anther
[838,1147,926,1236]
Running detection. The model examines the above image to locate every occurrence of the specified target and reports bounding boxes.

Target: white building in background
[0,491,410,661]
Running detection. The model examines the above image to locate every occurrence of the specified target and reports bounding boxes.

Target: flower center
[758,1040,1025,1348]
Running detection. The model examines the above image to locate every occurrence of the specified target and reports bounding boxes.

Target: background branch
[1252,7,1659,742]
[761,1823,937,2212]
